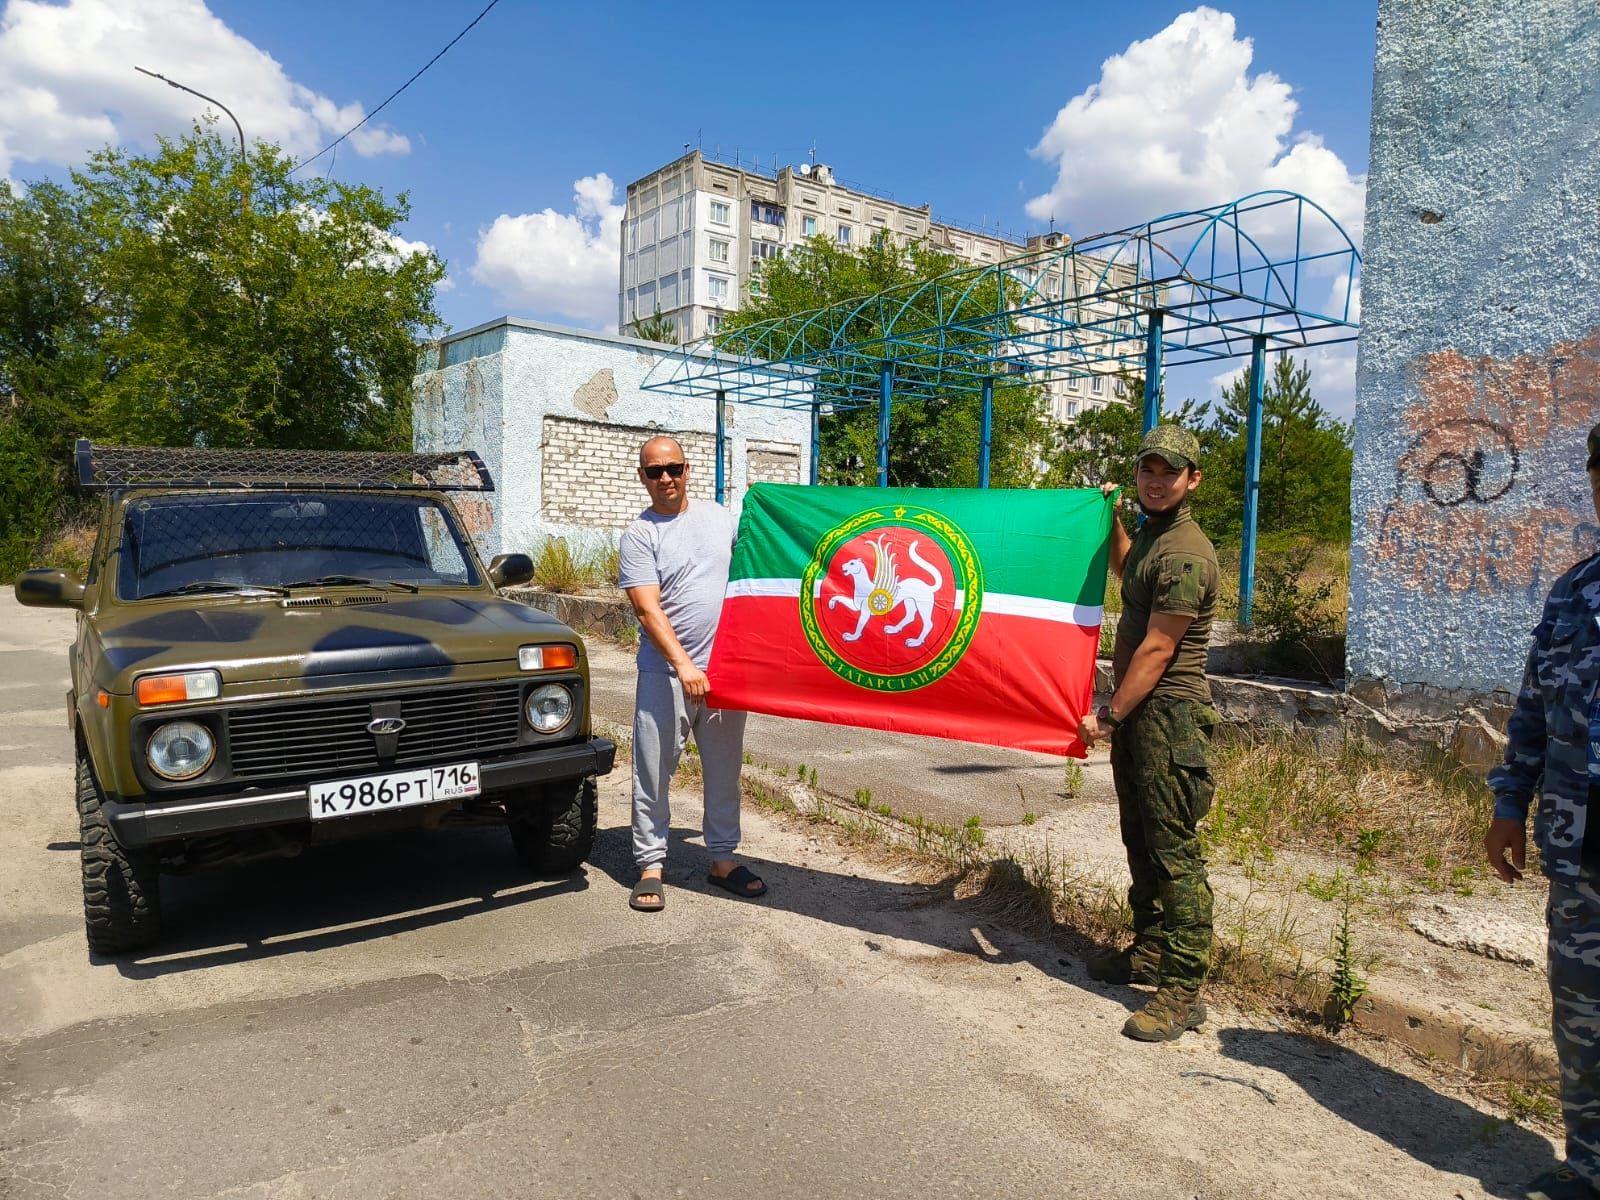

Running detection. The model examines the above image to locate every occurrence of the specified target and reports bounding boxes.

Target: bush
[525,534,621,594]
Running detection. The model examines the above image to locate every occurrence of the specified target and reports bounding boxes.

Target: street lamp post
[134,67,249,216]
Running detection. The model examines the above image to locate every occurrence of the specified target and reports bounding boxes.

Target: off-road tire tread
[76,752,162,954]
[509,775,597,873]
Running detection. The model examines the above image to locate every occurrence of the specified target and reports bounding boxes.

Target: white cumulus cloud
[1025,6,1365,244]
[0,0,410,182]
[470,173,624,329]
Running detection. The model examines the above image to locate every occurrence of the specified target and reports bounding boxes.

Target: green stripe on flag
[729,483,1112,608]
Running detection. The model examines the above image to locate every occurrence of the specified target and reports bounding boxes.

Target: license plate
[308,761,480,820]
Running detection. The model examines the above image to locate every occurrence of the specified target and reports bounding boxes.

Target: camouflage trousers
[1548,874,1600,1185]
[1109,697,1218,990]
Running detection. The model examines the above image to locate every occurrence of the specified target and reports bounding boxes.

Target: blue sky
[1,0,1378,411]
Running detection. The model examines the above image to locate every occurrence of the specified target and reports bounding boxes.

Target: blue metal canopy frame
[642,190,1360,626]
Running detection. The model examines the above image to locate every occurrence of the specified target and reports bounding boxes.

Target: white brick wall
[541,417,723,529]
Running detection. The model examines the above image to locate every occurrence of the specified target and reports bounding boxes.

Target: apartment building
[618,150,1139,423]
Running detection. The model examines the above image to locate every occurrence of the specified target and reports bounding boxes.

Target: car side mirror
[15,568,87,609]
[488,553,534,588]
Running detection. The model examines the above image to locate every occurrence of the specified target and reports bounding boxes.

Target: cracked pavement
[0,594,1561,1199]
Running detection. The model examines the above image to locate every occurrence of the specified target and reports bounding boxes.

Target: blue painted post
[809,399,821,486]
[979,377,994,488]
[714,389,726,504]
[877,363,892,487]
[1142,309,1164,433]
[1238,336,1267,629]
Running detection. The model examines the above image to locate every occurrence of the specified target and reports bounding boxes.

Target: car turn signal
[518,644,578,671]
[135,670,222,706]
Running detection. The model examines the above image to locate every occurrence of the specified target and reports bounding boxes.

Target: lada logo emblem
[366,716,406,735]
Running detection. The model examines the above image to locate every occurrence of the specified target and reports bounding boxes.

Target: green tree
[1201,355,1352,542]
[630,308,678,345]
[724,235,1047,487]
[0,124,445,576]
[1040,372,1210,496]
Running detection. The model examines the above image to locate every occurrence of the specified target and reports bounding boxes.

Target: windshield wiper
[281,575,421,593]
[141,581,289,599]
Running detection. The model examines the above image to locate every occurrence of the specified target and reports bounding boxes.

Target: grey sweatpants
[632,671,748,870]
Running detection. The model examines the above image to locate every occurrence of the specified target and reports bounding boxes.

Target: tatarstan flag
[707,483,1112,758]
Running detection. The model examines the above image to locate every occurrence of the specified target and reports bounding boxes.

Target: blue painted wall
[1348,0,1600,693]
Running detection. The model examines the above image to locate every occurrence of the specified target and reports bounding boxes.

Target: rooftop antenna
[1049,213,1056,235]
[809,142,817,168]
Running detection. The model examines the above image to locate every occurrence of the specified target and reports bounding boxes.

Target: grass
[1203,730,1494,886]
[524,534,619,594]
[39,520,97,577]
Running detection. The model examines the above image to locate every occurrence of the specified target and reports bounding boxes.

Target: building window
[749,276,763,296]
[708,275,730,302]
[706,314,723,334]
[1066,376,1080,392]
[1091,375,1105,395]
[870,230,887,249]
[709,238,729,264]
[1067,400,1079,418]
[837,204,853,216]
[837,225,852,246]
[803,216,817,236]
[709,200,731,225]
[750,201,785,225]
[751,240,781,264]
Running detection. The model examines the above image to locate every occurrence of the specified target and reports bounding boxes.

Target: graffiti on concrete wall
[1371,328,1600,598]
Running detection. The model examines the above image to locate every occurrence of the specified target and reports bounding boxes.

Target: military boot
[1085,941,1161,986]
[1121,985,1207,1042]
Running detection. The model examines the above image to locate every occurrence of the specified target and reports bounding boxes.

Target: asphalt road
[0,594,1557,1199]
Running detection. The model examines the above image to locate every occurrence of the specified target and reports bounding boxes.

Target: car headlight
[146,720,216,780]
[524,684,574,734]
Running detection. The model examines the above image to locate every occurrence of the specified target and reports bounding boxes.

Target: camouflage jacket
[1489,552,1600,880]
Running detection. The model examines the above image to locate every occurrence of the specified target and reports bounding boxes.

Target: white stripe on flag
[727,578,1103,627]
[729,578,806,599]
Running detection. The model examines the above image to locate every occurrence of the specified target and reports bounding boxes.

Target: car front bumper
[104,737,617,848]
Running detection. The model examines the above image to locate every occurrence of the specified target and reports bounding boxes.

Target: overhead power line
[290,0,503,175]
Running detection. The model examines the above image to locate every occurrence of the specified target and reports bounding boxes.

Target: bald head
[639,435,685,467]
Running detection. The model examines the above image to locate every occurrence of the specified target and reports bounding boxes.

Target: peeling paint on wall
[1370,330,1600,598]
[572,369,618,420]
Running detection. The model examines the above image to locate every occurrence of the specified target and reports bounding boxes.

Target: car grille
[227,682,526,779]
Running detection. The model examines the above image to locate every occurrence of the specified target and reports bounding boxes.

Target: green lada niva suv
[15,441,615,955]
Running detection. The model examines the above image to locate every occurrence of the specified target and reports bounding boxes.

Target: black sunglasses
[642,462,686,480]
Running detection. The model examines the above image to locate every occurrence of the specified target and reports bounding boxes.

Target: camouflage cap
[1136,423,1201,470]
[1588,423,1600,469]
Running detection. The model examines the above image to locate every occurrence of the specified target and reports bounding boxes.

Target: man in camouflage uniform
[1488,424,1600,1200]
[1079,423,1220,1042]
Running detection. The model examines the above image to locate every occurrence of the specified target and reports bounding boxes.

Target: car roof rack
[75,439,494,492]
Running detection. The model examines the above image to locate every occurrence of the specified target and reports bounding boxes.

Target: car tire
[76,751,162,955]
[508,775,597,874]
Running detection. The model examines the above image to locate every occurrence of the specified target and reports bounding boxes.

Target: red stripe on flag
[706,595,1098,757]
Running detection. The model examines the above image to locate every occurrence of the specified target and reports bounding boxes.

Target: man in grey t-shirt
[617,435,765,912]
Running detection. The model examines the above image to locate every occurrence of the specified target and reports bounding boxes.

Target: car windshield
[116,491,481,600]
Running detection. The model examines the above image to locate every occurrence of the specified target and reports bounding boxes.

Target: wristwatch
[1096,704,1122,730]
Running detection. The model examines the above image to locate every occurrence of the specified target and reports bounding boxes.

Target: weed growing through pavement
[1325,884,1369,1030]
[1504,1083,1561,1125]
[1063,760,1084,798]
